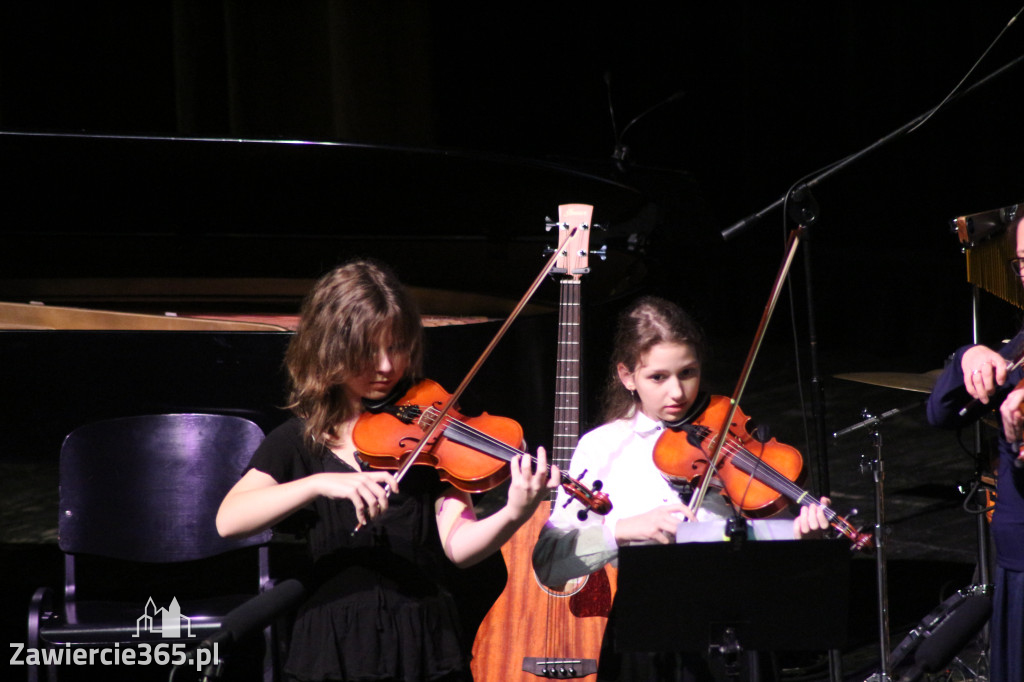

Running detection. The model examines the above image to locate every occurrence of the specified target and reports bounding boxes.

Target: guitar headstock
[548,203,594,279]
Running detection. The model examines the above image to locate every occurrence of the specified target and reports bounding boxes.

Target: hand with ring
[961,345,1008,403]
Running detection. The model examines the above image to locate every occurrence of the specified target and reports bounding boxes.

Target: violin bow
[957,353,1024,417]
[686,226,805,516]
[386,207,591,489]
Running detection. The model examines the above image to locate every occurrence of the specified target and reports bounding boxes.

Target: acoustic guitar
[471,204,616,681]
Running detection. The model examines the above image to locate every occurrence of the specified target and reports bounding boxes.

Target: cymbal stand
[970,285,993,594]
[965,285,994,677]
[860,426,890,682]
[835,405,915,682]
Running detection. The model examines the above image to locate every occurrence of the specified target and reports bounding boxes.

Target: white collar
[630,409,664,437]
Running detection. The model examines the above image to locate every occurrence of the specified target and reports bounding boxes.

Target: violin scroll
[560,468,612,520]
[824,506,874,551]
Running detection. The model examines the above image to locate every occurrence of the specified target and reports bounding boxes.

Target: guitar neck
[549,203,592,504]
[552,276,582,476]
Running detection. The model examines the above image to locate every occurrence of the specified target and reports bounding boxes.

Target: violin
[653,394,873,550]
[352,378,612,517]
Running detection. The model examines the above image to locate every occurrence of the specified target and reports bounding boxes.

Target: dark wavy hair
[601,296,707,422]
[285,260,423,446]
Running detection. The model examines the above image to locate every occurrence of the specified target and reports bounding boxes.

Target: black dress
[248,418,470,682]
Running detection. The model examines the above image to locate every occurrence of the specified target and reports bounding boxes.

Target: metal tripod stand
[834,402,923,682]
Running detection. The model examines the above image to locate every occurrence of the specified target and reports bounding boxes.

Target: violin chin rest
[662,391,711,430]
[361,377,414,412]
[661,475,694,500]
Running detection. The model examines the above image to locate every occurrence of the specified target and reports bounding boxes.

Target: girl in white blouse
[532,295,828,681]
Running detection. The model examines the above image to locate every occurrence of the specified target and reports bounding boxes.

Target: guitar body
[470,502,616,681]
[471,204,615,681]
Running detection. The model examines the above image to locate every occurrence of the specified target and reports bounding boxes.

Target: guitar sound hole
[534,572,588,597]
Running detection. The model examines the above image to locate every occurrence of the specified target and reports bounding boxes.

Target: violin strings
[409,405,518,462]
[416,406,599,508]
[689,426,869,543]
[415,405,577,482]
[721,436,860,536]
[695,426,800,498]
[691,425,841,524]
[691,425,797,498]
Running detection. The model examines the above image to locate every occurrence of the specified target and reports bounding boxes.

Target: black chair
[26,413,277,682]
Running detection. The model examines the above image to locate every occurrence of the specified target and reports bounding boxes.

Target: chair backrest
[58,413,270,562]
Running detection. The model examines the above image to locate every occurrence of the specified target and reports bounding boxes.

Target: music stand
[614,539,850,678]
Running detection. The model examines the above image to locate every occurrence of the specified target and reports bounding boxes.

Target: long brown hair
[601,296,706,422]
[285,260,423,446]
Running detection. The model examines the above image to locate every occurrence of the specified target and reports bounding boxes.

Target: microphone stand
[834,405,909,682]
[789,188,831,500]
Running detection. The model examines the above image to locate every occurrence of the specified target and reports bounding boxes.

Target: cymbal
[834,369,943,394]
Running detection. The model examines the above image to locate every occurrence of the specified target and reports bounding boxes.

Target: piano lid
[0,131,650,314]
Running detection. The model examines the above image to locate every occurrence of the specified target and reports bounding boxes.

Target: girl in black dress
[217,260,558,682]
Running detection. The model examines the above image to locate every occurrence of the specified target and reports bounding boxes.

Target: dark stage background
[3,3,1024,680]
[2,2,1023,362]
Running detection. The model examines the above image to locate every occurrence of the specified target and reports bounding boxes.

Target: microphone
[207,578,306,647]
[901,594,991,682]
[189,579,306,680]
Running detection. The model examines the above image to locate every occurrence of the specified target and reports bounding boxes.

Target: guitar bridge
[522,657,598,679]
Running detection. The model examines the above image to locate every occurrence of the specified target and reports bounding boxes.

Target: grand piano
[0,130,653,471]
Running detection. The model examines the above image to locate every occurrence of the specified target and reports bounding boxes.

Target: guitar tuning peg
[590,244,607,261]
[576,509,590,521]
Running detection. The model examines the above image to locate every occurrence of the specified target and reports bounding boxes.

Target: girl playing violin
[217,260,558,682]
[927,213,1024,682]
[531,295,829,681]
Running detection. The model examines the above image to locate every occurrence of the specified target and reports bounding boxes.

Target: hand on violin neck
[792,496,830,540]
[614,503,695,546]
[504,448,560,522]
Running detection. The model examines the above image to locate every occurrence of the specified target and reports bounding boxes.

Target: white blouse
[532,410,737,587]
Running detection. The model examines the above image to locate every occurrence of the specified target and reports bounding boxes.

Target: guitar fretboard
[552,278,581,473]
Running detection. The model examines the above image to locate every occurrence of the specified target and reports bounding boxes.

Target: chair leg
[259,570,280,682]
[27,586,53,682]
[263,624,274,682]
